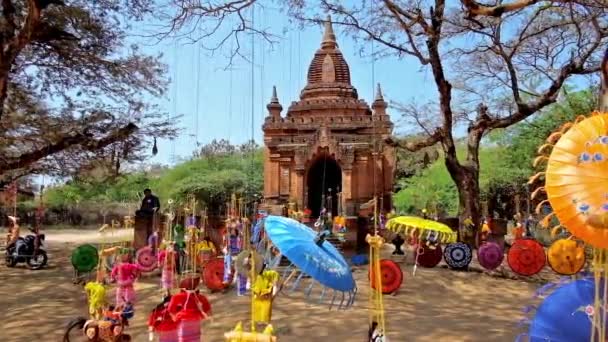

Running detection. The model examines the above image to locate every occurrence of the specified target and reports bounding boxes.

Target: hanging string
[171,39,179,165]
[228,39,234,142]
[249,4,257,335]
[367,0,387,337]
[289,27,293,102]
[195,39,202,146]
[260,5,265,126]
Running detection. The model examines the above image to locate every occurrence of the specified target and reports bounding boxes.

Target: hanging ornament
[152,137,158,156]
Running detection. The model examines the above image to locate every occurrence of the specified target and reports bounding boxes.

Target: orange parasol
[547,239,586,275]
[543,112,608,248]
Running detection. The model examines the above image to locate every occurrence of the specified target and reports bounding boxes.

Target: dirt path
[0,229,537,342]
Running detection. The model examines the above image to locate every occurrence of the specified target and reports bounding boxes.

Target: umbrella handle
[278,269,298,294]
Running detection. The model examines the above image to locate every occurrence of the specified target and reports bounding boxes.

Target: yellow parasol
[386,216,457,244]
[540,112,608,249]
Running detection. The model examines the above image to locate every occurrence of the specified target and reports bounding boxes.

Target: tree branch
[386,129,443,152]
[461,0,542,18]
[1,123,138,172]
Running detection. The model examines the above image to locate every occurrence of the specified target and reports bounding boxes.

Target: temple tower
[262,16,395,217]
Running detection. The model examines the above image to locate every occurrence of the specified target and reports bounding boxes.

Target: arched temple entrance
[306,156,341,218]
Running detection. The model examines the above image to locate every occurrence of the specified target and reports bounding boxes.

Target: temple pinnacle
[321,15,337,49]
[271,85,279,103]
[375,83,384,101]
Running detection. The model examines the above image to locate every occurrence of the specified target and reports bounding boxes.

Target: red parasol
[202,258,232,291]
[507,239,546,276]
[369,259,404,294]
[179,275,201,290]
[414,244,443,268]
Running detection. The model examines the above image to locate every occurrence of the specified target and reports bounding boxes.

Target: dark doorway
[306,155,342,218]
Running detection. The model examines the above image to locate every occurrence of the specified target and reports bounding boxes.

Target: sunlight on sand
[0,229,538,342]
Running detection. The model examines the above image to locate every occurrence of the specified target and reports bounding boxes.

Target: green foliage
[394,89,597,216]
[492,89,596,178]
[44,140,263,214]
[394,155,458,215]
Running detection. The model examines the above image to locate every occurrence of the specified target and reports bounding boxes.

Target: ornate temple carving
[262,16,395,217]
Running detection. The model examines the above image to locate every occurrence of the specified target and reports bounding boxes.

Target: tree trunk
[0,71,9,121]
[444,154,482,247]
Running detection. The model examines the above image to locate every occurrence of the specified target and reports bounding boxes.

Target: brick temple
[262,17,395,220]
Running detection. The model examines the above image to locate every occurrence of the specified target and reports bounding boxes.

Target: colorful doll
[252,269,280,326]
[85,281,107,320]
[173,224,186,274]
[111,250,141,306]
[158,243,177,296]
[167,277,212,342]
[148,295,178,342]
[229,227,247,295]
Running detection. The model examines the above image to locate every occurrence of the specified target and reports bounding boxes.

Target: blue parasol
[263,215,356,308]
[523,277,602,342]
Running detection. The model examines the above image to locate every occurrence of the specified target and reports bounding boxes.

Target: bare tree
[0,0,176,184]
[162,1,607,238]
[283,0,607,237]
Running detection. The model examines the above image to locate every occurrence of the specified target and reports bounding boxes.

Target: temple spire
[321,15,337,50]
[372,83,387,115]
[271,85,279,103]
[267,85,283,118]
[375,83,384,101]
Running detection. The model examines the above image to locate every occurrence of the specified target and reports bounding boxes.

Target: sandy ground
[0,229,541,342]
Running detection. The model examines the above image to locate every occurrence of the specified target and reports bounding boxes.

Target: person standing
[139,188,161,241]
[7,216,22,256]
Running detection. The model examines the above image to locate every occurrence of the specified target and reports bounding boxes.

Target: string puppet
[111,249,141,306]
[167,277,212,342]
[158,242,177,297]
[148,295,178,342]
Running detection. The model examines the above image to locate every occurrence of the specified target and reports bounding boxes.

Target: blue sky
[139,6,437,166]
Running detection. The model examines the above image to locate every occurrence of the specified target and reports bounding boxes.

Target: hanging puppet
[227,222,247,295]
[158,242,177,297]
[251,266,280,329]
[111,249,141,306]
[84,268,107,320]
[167,277,212,342]
[148,295,178,342]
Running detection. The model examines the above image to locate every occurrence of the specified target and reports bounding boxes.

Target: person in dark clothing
[136,189,161,243]
[140,189,160,214]
[391,234,405,255]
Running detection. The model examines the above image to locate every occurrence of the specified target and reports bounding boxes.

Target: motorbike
[5,228,48,270]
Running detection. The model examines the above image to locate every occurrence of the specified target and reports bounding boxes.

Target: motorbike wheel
[5,247,17,267]
[5,254,16,267]
[27,250,48,270]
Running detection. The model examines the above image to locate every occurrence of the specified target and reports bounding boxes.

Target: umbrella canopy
[527,278,599,341]
[547,239,586,276]
[544,113,608,248]
[369,259,403,294]
[478,242,504,271]
[71,244,99,273]
[507,239,546,276]
[203,258,231,291]
[443,242,472,270]
[263,216,356,293]
[386,216,457,244]
[136,246,157,273]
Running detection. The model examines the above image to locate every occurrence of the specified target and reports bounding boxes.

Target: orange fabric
[513,226,524,240]
[544,112,608,248]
